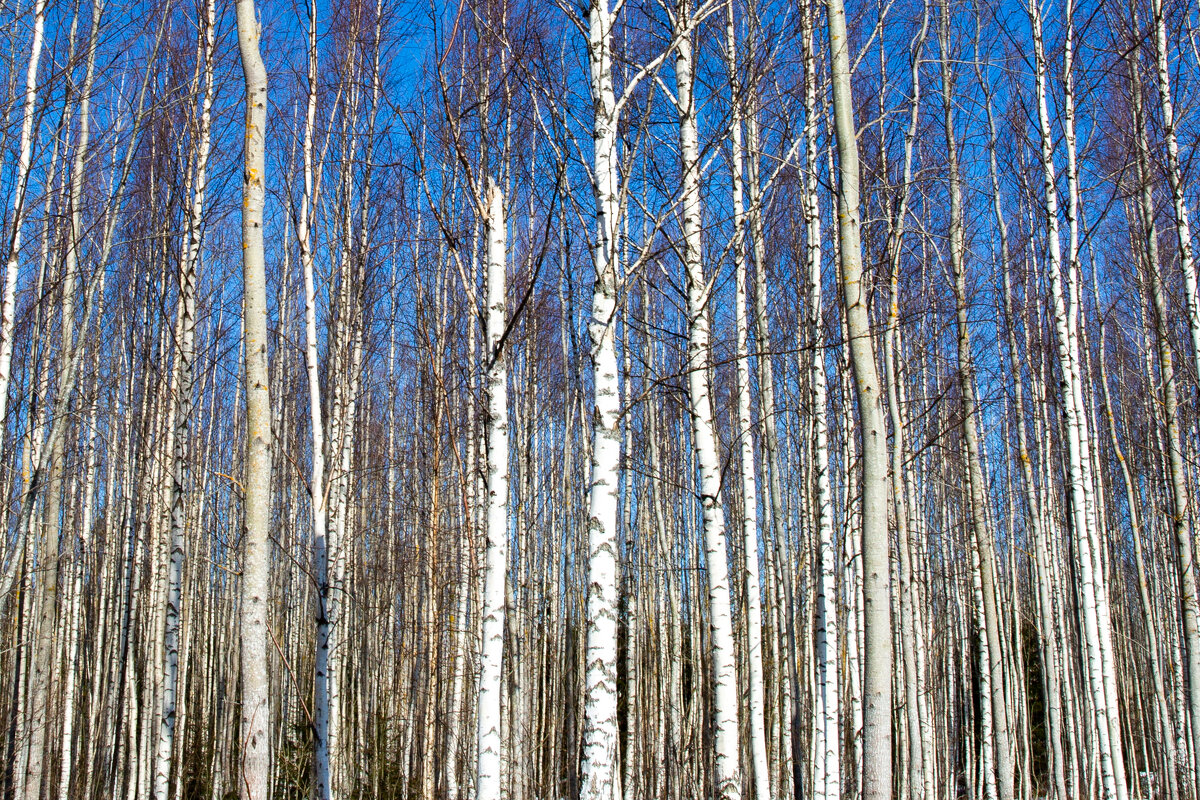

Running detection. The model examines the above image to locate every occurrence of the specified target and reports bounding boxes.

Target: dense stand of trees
[1,0,1199,798]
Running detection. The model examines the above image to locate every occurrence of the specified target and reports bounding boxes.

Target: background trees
[1,0,1200,799]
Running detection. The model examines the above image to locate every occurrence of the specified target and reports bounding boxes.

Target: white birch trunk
[581,3,623,799]
[880,10,928,798]
[1149,0,1200,396]
[59,307,104,800]
[826,1,892,797]
[802,2,839,795]
[937,10,1013,797]
[1029,3,1123,797]
[475,179,509,800]
[296,9,336,796]
[155,3,215,794]
[54,0,104,792]
[1128,39,1200,797]
[234,0,273,795]
[674,4,741,796]
[970,526,997,800]
[724,4,769,797]
[0,0,46,483]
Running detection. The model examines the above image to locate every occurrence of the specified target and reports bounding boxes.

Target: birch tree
[937,5,1013,797]
[723,9,770,798]
[801,2,839,796]
[1029,1,1124,796]
[578,4,624,794]
[475,177,510,800]
[0,2,1198,799]
[155,1,216,793]
[672,1,742,796]
[234,0,273,795]
[0,0,46,485]
[826,1,893,797]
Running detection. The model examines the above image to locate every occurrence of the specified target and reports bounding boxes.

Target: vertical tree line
[0,0,1199,799]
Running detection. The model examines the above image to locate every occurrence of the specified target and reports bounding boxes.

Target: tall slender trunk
[1028,3,1123,797]
[994,130,1068,800]
[826,2,892,797]
[1128,37,1200,797]
[724,4,768,797]
[156,2,215,794]
[296,8,336,795]
[0,0,47,488]
[801,2,839,795]
[937,8,1013,798]
[475,180,509,800]
[1149,0,1200,396]
[879,10,927,798]
[234,0,272,795]
[46,3,100,797]
[674,4,741,797]
[580,3,623,798]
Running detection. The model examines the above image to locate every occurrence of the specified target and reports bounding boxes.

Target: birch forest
[5,0,1200,797]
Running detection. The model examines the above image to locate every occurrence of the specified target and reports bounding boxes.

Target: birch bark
[937,10,1013,797]
[1029,3,1123,797]
[724,4,769,796]
[1149,0,1200,394]
[52,2,104,793]
[1128,42,1200,797]
[156,2,215,794]
[801,2,838,795]
[985,76,1068,800]
[880,10,927,798]
[580,3,623,798]
[234,0,273,795]
[674,4,742,796]
[295,8,336,795]
[0,0,46,480]
[475,179,509,800]
[826,2,892,797]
